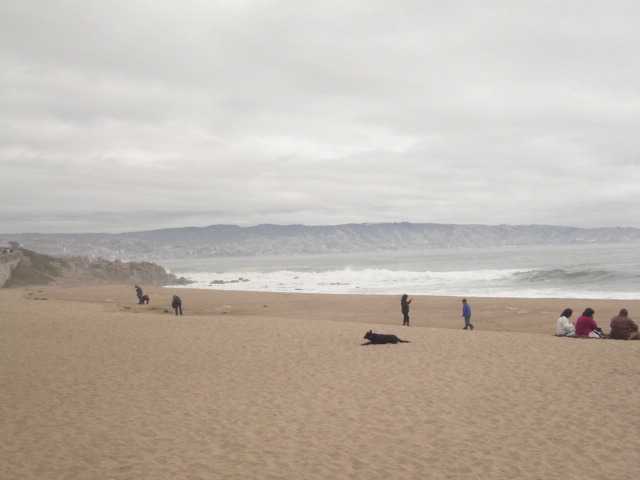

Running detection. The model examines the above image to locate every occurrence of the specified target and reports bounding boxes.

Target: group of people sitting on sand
[556,307,639,339]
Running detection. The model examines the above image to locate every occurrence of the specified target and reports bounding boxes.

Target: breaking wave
[170,266,639,299]
[162,244,640,299]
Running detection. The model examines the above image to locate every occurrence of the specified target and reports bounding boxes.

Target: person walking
[401,294,412,326]
[171,295,183,315]
[462,298,473,330]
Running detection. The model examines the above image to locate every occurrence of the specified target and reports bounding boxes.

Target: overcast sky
[1,1,639,234]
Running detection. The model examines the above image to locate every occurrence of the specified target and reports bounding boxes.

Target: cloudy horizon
[1,1,639,234]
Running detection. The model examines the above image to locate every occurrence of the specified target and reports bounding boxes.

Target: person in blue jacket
[462,298,473,330]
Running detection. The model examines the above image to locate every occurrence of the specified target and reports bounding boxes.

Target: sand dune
[2,285,639,479]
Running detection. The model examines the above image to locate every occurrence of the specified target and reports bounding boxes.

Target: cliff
[2,249,190,288]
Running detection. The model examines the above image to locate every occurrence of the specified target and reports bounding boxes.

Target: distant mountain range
[2,223,639,261]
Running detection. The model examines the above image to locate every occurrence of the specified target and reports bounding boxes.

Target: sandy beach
[2,285,639,479]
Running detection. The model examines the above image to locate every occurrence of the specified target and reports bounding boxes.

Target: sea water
[159,243,639,299]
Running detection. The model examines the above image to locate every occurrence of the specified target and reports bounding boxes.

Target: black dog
[362,330,410,345]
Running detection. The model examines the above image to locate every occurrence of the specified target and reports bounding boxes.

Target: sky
[1,1,639,234]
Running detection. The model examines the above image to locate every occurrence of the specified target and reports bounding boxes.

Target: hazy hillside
[2,223,639,261]
[3,249,190,287]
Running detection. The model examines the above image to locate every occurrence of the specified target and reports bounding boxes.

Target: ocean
[159,243,639,299]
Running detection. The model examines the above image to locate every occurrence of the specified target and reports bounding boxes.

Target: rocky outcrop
[2,249,190,288]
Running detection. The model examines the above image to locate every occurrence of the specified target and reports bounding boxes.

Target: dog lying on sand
[362,330,410,345]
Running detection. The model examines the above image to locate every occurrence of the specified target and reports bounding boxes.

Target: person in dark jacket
[171,295,183,315]
[401,294,412,326]
[135,285,145,304]
[609,309,639,340]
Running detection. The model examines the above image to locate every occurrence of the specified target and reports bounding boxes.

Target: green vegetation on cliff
[3,249,189,288]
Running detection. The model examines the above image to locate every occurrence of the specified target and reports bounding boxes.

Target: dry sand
[1,285,639,480]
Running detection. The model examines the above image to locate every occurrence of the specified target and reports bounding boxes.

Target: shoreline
[163,277,640,301]
[169,283,640,301]
[13,284,640,335]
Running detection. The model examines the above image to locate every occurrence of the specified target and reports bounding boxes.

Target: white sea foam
[168,267,638,299]
[162,243,640,299]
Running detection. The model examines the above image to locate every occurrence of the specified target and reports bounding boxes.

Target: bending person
[171,295,183,316]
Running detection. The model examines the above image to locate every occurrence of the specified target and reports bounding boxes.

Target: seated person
[609,309,639,340]
[556,308,575,336]
[575,308,603,337]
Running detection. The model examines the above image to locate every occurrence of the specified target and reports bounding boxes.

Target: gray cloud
[1,1,639,233]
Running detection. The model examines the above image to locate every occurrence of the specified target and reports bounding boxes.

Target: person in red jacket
[575,308,600,337]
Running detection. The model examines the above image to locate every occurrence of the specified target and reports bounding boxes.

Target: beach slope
[1,286,638,479]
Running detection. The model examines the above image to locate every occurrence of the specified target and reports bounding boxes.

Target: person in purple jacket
[462,298,473,330]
